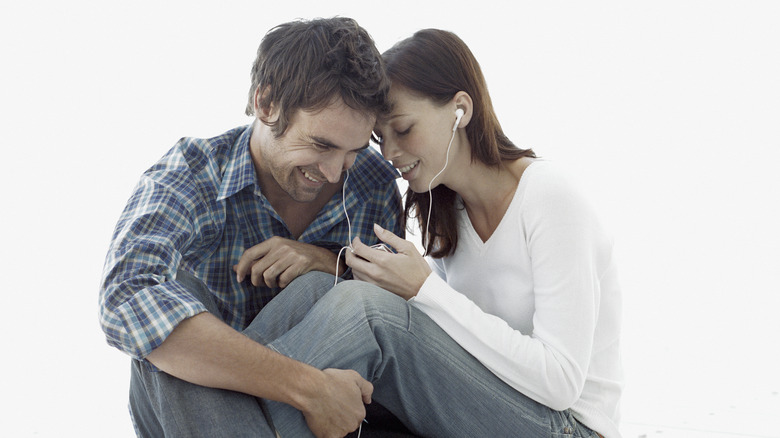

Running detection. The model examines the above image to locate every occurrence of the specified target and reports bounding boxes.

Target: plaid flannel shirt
[99,125,402,362]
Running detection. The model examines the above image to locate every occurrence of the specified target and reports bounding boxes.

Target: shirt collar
[217,125,256,201]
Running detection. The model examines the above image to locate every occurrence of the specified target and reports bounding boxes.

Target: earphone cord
[343,169,352,244]
[424,127,458,256]
[335,170,352,285]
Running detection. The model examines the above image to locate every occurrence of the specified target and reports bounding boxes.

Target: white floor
[621,388,780,438]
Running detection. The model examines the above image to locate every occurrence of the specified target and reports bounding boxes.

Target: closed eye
[396,126,412,136]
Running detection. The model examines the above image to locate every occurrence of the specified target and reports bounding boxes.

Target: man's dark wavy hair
[245,17,390,137]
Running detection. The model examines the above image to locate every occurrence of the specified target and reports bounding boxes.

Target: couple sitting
[100,16,622,438]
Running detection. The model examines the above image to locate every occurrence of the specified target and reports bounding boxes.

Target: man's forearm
[146,312,325,411]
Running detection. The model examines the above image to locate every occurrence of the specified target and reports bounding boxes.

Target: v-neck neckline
[460,179,521,251]
[459,160,537,251]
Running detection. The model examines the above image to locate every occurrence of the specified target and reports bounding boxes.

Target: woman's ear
[452,91,474,129]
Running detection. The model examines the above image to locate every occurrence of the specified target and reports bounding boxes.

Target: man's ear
[452,91,474,129]
[254,86,279,123]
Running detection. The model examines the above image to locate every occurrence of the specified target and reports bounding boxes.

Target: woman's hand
[346,223,432,300]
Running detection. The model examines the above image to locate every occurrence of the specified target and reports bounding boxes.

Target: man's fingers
[262,265,279,289]
[237,238,321,288]
[277,264,303,289]
[357,377,373,405]
[253,256,306,289]
[311,369,372,437]
[249,257,275,287]
[235,241,271,282]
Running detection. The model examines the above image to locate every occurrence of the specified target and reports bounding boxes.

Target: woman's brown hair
[383,29,535,258]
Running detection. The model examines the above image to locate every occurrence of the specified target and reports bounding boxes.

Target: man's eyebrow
[310,136,370,151]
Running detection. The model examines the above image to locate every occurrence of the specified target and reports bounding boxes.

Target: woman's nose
[380,139,401,161]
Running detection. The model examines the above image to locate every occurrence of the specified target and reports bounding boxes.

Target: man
[99,17,402,437]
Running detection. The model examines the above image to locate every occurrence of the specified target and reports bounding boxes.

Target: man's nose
[319,153,347,184]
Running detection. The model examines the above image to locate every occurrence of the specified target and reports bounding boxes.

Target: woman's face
[374,86,460,193]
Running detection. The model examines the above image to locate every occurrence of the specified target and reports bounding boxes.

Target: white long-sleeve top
[410,160,623,438]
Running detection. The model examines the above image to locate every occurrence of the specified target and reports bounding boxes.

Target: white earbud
[453,108,464,131]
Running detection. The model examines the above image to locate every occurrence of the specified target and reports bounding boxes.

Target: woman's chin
[408,181,436,193]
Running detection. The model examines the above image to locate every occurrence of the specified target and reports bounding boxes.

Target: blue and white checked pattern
[99,125,402,361]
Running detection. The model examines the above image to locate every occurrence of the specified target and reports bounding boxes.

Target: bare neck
[453,157,534,242]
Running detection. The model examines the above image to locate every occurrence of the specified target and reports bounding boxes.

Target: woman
[343,29,623,437]
[259,28,622,437]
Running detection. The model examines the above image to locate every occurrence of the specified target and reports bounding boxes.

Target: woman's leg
[262,280,584,438]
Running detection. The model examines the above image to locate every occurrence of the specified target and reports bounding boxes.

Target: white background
[1,1,778,436]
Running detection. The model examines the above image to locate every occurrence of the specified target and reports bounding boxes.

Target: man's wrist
[313,245,342,276]
[283,365,327,413]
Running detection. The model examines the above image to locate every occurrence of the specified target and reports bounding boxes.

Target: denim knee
[174,270,221,316]
[326,280,409,325]
[289,270,339,293]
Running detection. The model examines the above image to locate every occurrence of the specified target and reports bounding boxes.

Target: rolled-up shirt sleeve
[99,170,211,361]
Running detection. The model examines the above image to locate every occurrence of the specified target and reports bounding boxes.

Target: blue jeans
[130,271,600,437]
[129,270,337,437]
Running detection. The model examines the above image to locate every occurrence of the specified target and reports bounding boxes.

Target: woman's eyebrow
[377,112,409,125]
[388,113,407,119]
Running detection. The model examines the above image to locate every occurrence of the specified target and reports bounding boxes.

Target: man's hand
[233,236,341,288]
[301,368,373,438]
[147,312,372,438]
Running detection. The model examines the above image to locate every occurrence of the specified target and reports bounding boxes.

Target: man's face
[252,99,375,203]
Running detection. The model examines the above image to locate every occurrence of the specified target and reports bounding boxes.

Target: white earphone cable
[337,110,459,274]
[335,170,352,285]
[424,124,458,255]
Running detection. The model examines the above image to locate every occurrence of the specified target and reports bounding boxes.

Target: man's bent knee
[174,270,221,316]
